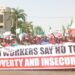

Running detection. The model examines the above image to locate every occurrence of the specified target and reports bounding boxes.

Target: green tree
[17,21,33,35]
[62,20,73,37]
[49,26,52,32]
[67,19,73,30]
[11,8,27,34]
[33,26,45,36]
[62,25,66,36]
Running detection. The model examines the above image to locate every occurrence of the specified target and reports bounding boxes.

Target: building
[0,7,13,33]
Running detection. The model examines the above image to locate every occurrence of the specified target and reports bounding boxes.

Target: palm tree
[11,8,27,32]
[11,8,27,34]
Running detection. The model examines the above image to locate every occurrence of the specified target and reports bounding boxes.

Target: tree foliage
[33,26,45,36]
[11,8,27,34]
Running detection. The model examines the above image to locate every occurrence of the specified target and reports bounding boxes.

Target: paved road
[0,70,75,75]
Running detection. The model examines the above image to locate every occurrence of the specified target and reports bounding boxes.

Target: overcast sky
[0,0,75,33]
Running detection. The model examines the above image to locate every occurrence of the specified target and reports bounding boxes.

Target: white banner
[0,43,75,69]
[0,42,75,57]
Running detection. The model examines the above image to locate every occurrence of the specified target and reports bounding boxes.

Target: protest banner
[0,43,75,70]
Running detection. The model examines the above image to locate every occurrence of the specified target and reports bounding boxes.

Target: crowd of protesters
[0,31,75,47]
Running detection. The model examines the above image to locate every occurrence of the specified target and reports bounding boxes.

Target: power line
[28,16,75,19]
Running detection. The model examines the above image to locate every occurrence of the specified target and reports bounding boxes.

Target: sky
[0,0,75,33]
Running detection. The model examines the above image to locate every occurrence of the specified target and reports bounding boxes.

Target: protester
[10,38,18,46]
[41,36,49,45]
[1,39,10,47]
[49,33,56,44]
[0,28,75,47]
